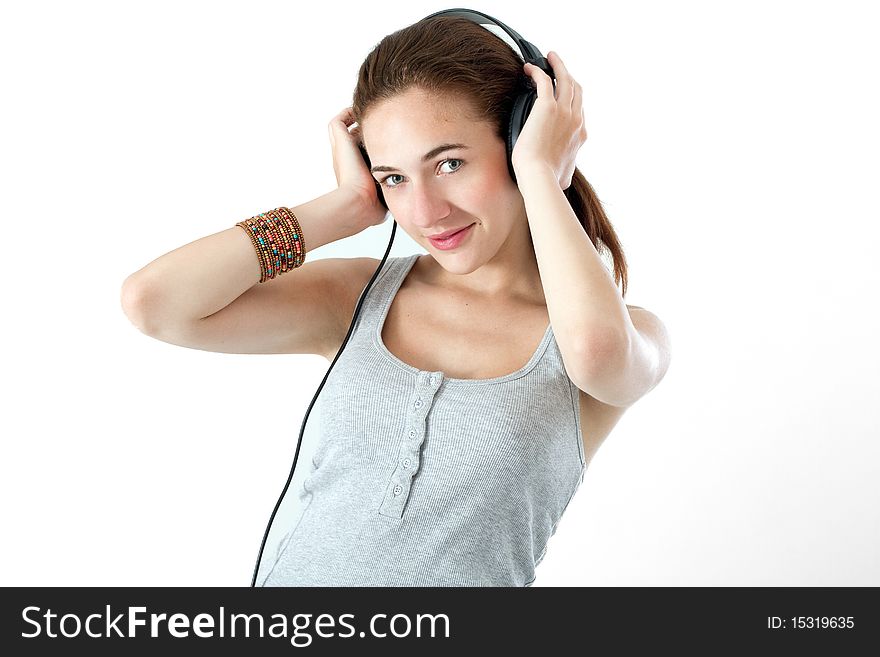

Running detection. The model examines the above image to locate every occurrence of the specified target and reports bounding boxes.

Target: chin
[431,252,484,275]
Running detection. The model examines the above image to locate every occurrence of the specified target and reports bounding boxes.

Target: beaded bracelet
[235,207,306,283]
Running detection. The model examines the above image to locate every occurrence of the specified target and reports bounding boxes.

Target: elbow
[120,275,158,334]
[569,325,628,382]
[570,326,638,407]
[584,324,631,374]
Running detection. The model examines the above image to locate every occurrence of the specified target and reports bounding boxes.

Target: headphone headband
[420,8,553,80]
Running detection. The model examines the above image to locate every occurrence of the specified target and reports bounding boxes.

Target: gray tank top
[260,254,586,587]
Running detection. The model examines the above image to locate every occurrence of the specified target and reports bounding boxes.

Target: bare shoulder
[626,303,669,341]
[322,256,384,360]
[625,302,672,386]
[336,256,383,287]
[578,388,631,444]
[625,302,652,316]
[578,303,669,450]
[575,303,655,461]
[337,256,384,303]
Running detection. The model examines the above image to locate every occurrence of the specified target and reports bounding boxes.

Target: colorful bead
[235,206,307,282]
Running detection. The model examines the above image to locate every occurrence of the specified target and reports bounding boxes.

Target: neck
[424,223,545,306]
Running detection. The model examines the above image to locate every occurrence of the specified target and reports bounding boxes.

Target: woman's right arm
[120,187,380,356]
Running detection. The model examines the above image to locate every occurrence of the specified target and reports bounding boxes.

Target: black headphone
[250,7,555,588]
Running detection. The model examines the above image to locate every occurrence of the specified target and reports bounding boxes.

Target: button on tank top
[259,254,586,587]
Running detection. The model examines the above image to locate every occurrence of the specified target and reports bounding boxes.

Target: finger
[524,61,555,103]
[573,78,583,117]
[547,51,573,110]
[333,107,356,128]
[329,108,347,131]
[330,108,357,135]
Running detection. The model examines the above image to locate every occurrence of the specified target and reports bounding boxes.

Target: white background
[2,0,878,587]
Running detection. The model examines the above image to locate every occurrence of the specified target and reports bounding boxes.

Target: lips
[427,223,475,250]
[427,224,474,239]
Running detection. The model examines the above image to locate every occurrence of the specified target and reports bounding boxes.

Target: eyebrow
[370,143,470,174]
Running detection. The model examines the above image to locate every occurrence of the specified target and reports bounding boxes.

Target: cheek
[471,165,518,206]
[481,168,525,218]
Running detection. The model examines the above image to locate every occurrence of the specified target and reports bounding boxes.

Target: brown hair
[351,15,628,297]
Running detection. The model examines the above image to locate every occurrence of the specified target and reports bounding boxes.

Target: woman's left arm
[514,52,671,407]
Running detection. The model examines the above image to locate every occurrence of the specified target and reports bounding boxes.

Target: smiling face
[360,87,534,281]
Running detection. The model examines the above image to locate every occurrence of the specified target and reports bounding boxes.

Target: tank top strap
[347,253,419,340]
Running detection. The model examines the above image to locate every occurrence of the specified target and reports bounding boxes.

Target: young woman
[121,15,671,587]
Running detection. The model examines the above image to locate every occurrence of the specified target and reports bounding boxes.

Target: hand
[327,106,388,226]
[511,51,588,190]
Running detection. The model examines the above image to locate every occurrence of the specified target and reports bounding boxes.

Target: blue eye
[444,158,463,172]
[381,173,405,188]
[379,158,464,189]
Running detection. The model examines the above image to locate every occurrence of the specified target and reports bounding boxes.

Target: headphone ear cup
[358,142,388,210]
[506,89,538,185]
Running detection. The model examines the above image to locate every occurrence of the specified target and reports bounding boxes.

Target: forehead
[361,88,492,152]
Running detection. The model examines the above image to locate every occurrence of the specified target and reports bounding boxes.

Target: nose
[407,178,452,232]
